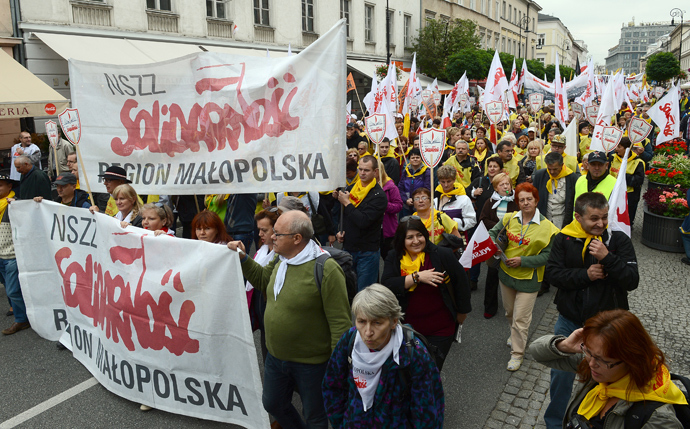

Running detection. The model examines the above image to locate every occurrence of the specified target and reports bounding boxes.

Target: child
[140,203,175,236]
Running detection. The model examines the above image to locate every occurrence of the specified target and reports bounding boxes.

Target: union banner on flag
[459,221,498,268]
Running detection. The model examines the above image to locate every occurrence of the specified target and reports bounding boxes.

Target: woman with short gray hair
[322,284,444,428]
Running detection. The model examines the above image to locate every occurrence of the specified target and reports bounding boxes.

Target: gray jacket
[529,335,682,429]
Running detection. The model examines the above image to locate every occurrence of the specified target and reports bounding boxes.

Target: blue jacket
[398,167,431,204]
[322,327,444,428]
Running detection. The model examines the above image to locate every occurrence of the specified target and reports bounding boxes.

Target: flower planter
[641,207,685,253]
[646,180,675,191]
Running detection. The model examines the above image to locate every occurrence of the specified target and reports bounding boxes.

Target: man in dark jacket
[34,172,91,208]
[542,192,639,429]
[532,152,578,296]
[335,155,387,291]
[14,155,51,200]
[377,138,400,184]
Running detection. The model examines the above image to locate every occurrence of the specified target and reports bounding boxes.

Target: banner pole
[430,166,435,243]
[354,88,366,118]
[75,145,95,208]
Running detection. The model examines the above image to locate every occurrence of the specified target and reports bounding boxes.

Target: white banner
[70,21,346,195]
[10,200,268,428]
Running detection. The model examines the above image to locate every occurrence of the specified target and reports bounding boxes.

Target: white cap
[395,113,403,119]
[350,114,358,120]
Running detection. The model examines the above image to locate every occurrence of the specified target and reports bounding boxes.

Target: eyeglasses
[580,343,623,369]
[273,231,297,238]
[413,196,429,202]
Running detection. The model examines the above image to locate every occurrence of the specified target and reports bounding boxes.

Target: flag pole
[354,88,366,118]
[74,145,95,208]
[430,165,435,243]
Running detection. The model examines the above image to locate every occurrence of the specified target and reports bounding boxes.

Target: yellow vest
[500,212,559,282]
[574,174,617,203]
[610,154,644,193]
[443,156,474,189]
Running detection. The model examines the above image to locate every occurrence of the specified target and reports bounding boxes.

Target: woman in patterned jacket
[322,284,444,428]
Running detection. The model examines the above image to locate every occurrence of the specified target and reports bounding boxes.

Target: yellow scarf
[435,183,466,198]
[405,164,428,178]
[546,165,574,194]
[0,191,15,221]
[415,209,448,245]
[346,174,360,188]
[578,365,687,420]
[475,148,488,163]
[349,178,376,207]
[611,152,641,192]
[284,192,306,198]
[377,151,396,159]
[560,219,604,261]
[400,251,425,292]
[444,143,456,152]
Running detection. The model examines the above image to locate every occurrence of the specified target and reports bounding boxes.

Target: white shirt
[10,143,42,181]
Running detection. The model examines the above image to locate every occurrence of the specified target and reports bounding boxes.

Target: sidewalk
[483,206,690,429]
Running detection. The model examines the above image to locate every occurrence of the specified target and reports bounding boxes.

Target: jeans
[544,314,581,429]
[469,263,481,283]
[350,250,380,291]
[682,230,690,259]
[0,258,26,324]
[262,353,328,429]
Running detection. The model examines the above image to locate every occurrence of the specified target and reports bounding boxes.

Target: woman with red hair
[530,309,686,428]
[488,182,560,371]
[191,210,232,244]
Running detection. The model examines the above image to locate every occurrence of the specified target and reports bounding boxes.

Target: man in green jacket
[228,210,350,429]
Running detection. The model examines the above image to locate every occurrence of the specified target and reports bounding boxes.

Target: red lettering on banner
[659,102,676,137]
[111,63,300,157]
[55,235,199,356]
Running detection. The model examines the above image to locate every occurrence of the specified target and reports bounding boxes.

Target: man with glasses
[541,192,639,429]
[335,155,387,291]
[228,210,350,429]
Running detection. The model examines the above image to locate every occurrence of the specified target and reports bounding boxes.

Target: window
[496,1,500,20]
[502,1,506,19]
[206,0,227,19]
[502,36,505,51]
[624,46,630,51]
[640,32,646,37]
[340,0,350,37]
[254,0,269,25]
[302,0,314,32]
[387,9,394,44]
[365,4,374,42]
[508,5,511,21]
[537,33,545,46]
[147,0,171,10]
[404,14,412,47]
[470,0,476,10]
[513,40,516,54]
[481,0,486,15]
[632,32,639,37]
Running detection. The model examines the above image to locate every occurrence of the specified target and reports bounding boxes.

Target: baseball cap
[588,151,608,164]
[347,122,355,128]
[54,172,78,185]
[550,135,566,146]
[277,196,308,213]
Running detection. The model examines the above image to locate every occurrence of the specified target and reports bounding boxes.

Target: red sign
[571,102,584,121]
[44,103,57,115]
[585,105,599,126]
[485,101,504,125]
[528,93,543,113]
[601,126,623,153]
[419,128,445,168]
[45,120,59,149]
[58,108,82,145]
[627,117,653,144]
[365,114,386,145]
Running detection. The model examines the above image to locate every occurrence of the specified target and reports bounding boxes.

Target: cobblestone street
[484,198,690,429]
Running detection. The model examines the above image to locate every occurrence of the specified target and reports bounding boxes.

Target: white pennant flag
[459,221,498,269]
[508,59,518,109]
[553,53,568,129]
[608,148,631,237]
[483,51,509,112]
[403,53,422,115]
[590,72,619,152]
[362,70,379,114]
[647,83,680,144]
[576,58,596,107]
[563,118,579,159]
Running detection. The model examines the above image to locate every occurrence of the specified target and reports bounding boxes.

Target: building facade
[499,0,541,60]
[535,13,574,68]
[605,19,673,75]
[421,0,501,52]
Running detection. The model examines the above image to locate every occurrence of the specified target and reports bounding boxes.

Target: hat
[277,196,308,213]
[395,113,403,119]
[350,114,358,121]
[347,122,355,128]
[550,135,566,146]
[54,172,77,185]
[588,151,608,164]
[527,127,537,134]
[357,120,364,127]
[98,166,132,183]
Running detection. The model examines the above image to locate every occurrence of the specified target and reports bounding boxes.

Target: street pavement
[1,195,688,428]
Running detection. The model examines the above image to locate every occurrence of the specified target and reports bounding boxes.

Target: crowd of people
[2,87,690,428]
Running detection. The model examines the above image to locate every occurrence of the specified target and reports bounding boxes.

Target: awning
[0,50,69,119]
[35,32,205,64]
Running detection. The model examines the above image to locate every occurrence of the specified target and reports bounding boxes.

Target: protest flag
[459,221,498,268]
[346,73,356,93]
[608,148,631,237]
[647,82,680,145]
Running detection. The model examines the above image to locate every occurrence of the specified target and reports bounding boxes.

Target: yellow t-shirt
[414,209,458,245]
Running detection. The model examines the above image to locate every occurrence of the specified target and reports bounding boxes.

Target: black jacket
[544,229,639,326]
[381,156,401,185]
[532,168,578,227]
[381,242,472,321]
[55,188,92,208]
[18,167,51,200]
[467,176,493,214]
[342,183,387,252]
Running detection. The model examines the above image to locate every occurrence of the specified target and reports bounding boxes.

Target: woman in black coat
[381,217,471,370]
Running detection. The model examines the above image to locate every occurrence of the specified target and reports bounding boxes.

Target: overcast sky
[538,1,683,65]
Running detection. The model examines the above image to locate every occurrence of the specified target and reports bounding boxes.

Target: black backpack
[624,373,690,429]
[346,324,432,403]
[314,246,358,304]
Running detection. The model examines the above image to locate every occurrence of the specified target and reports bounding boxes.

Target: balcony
[70,1,112,27]
[254,25,275,44]
[302,32,319,47]
[207,18,234,38]
[147,9,179,33]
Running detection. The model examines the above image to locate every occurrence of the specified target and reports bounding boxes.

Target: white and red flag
[402,53,422,115]
[553,53,568,129]
[608,148,631,237]
[589,71,619,153]
[647,82,680,144]
[508,59,518,109]
[576,58,596,107]
[459,222,498,269]
[483,51,509,111]
[363,70,379,114]
[518,59,527,94]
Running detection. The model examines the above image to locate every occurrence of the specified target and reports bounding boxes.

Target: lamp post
[518,15,530,59]
[561,40,570,66]
[386,0,390,64]
[670,8,685,64]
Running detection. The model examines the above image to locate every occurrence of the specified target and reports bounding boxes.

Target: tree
[645,52,682,83]
[545,64,575,82]
[525,59,545,78]
[413,18,481,81]
[446,48,493,81]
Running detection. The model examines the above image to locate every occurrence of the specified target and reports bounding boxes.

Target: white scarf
[351,324,403,412]
[273,240,329,301]
[490,190,515,209]
[246,244,275,292]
